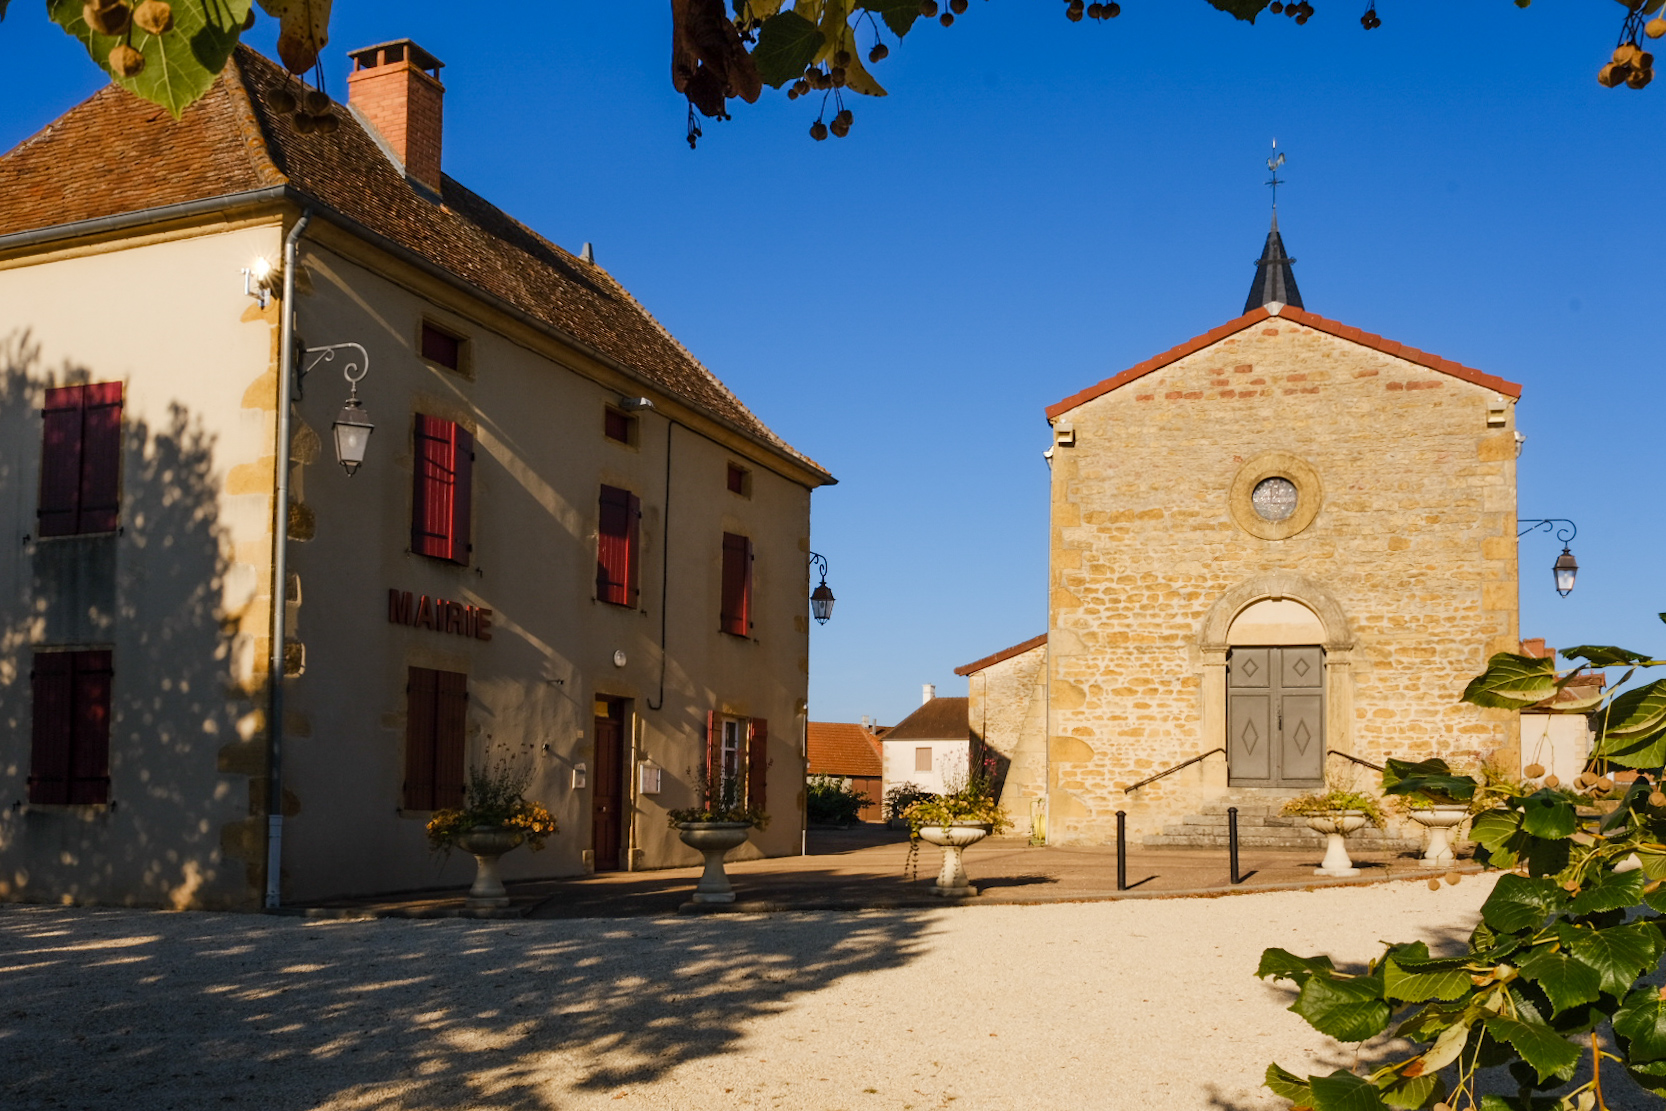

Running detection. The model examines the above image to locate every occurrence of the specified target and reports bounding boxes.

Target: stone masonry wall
[967,642,1048,838]
[1047,316,1519,843]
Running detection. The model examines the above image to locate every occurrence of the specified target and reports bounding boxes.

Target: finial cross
[1266,139,1286,210]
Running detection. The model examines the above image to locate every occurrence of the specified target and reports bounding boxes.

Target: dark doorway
[1227,646,1324,787]
[592,697,629,872]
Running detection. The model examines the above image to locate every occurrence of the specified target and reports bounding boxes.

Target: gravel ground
[1,874,1655,1110]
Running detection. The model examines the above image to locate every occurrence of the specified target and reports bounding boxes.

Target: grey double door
[1228,646,1324,787]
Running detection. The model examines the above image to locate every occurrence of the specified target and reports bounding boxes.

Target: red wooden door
[592,699,627,872]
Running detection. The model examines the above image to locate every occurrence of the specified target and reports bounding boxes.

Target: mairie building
[0,40,832,909]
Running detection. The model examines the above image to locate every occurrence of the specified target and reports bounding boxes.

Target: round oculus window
[1251,476,1299,522]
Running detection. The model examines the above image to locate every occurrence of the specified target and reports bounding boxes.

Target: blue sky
[4,2,1663,726]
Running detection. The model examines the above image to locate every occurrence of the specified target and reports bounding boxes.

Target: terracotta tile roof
[805,721,883,777]
[954,633,1047,677]
[1045,304,1523,421]
[0,47,829,482]
[883,697,970,742]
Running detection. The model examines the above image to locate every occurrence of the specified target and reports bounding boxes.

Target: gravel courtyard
[2,874,1654,1110]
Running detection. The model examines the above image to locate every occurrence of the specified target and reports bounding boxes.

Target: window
[603,408,635,444]
[915,747,932,773]
[704,713,768,811]
[420,321,463,372]
[596,485,641,606]
[38,382,122,537]
[29,650,112,805]
[404,666,467,810]
[720,532,753,636]
[411,415,473,564]
[726,463,750,497]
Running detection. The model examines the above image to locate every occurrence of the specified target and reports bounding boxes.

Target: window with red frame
[411,415,474,564]
[596,485,641,606]
[703,712,768,812]
[29,650,113,805]
[38,382,123,537]
[719,532,752,636]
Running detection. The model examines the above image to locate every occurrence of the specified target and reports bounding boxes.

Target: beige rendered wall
[0,221,286,908]
[1046,316,1519,844]
[276,231,815,901]
[966,643,1048,836]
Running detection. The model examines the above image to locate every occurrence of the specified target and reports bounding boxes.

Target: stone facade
[959,637,1048,839]
[1039,303,1521,844]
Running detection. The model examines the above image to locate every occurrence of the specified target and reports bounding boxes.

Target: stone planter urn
[676,821,753,904]
[1406,805,1470,869]
[917,822,992,897]
[454,826,525,909]
[1304,811,1369,877]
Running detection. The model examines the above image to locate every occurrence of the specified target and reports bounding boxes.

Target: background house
[881,689,972,800]
[805,721,884,821]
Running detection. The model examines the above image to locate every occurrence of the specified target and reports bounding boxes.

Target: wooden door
[592,698,627,872]
[1227,646,1324,787]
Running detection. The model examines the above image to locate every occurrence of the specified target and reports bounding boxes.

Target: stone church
[961,215,1523,846]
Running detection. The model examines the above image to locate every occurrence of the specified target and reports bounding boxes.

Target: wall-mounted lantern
[301,342,374,475]
[243,256,277,309]
[809,551,835,625]
[1518,519,1579,597]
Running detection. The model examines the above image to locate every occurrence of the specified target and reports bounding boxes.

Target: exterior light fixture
[1518,519,1579,598]
[619,396,655,412]
[301,342,374,475]
[243,257,277,308]
[809,551,835,624]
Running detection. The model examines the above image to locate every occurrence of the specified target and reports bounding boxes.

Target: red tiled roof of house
[954,633,1047,677]
[0,47,829,482]
[884,697,970,742]
[806,722,883,777]
[1045,304,1523,421]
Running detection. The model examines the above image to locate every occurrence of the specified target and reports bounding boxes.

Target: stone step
[1143,831,1426,852]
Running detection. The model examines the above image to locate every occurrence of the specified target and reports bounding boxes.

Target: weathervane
[1266,140,1287,210]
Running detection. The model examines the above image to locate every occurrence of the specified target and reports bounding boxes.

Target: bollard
[1228,806,1242,885]
[1116,810,1127,891]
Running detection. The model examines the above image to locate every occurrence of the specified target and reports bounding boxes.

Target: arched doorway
[1225,600,1325,787]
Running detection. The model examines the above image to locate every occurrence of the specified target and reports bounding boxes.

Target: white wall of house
[883,739,970,799]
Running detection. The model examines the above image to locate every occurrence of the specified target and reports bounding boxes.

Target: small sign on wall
[639,764,662,795]
[571,763,587,790]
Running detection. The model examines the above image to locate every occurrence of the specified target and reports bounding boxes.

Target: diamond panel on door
[1280,693,1325,783]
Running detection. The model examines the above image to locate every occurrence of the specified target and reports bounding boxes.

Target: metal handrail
[1123,748,1225,794]
[1328,750,1385,772]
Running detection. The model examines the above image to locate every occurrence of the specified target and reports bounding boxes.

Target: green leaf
[1381,758,1477,803]
[1469,808,1524,850]
[752,10,824,86]
[1627,1055,1666,1096]
[1518,793,1576,840]
[1309,1070,1388,1111]
[1514,949,1601,1015]
[1481,874,1567,934]
[1257,947,1336,983]
[1462,653,1558,709]
[1378,1071,1444,1110]
[1415,1018,1473,1074]
[1568,867,1647,916]
[859,0,921,37]
[1479,1097,1561,1111]
[1614,986,1666,1062]
[49,0,253,120]
[1479,1014,1581,1082]
[1207,0,1272,22]
[1265,1062,1313,1103]
[1292,974,1392,1043]
[1595,722,1666,770]
[1562,645,1653,667]
[1598,677,1666,739]
[1569,922,1661,995]
[1383,946,1473,1003]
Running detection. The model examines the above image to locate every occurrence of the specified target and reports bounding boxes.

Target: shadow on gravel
[1,904,940,1110]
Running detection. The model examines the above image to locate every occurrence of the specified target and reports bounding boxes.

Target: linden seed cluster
[83,1,174,79]
[269,81,341,135]
[1268,1,1315,24]
[1064,0,1121,22]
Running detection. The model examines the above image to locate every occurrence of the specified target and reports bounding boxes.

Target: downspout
[265,209,311,911]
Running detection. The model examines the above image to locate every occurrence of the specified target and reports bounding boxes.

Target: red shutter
[596,485,631,605]
[450,427,473,565]
[434,670,469,809]
[626,491,641,604]
[29,652,73,804]
[746,718,768,813]
[69,651,112,805]
[404,666,438,810]
[78,384,123,534]
[38,386,85,538]
[720,533,752,636]
[705,710,719,808]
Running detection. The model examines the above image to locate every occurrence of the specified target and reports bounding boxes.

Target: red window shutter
[78,383,123,534]
[434,670,469,809]
[450,427,473,565]
[29,652,74,804]
[596,485,631,605]
[626,492,641,604]
[411,415,453,560]
[720,533,752,636]
[69,651,113,805]
[38,386,85,538]
[705,710,719,808]
[746,718,768,813]
[404,666,438,810]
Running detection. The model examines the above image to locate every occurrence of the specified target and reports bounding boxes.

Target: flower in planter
[426,760,558,853]
[665,764,769,829]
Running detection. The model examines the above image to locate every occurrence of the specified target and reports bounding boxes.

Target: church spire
[1245,141,1302,313]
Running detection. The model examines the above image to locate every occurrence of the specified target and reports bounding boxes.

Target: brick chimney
[346,40,445,195]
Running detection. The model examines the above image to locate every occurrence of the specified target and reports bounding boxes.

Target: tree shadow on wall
[0,904,943,1109]
[0,329,256,909]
